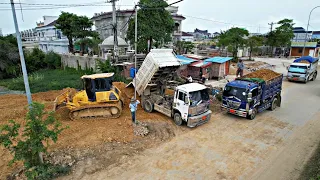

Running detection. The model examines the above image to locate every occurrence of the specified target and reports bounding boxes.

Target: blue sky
[1,0,320,35]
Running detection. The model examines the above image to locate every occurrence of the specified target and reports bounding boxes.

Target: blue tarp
[176,55,196,65]
[205,57,233,64]
[294,56,319,63]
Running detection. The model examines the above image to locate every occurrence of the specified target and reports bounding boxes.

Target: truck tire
[173,113,183,126]
[143,99,154,113]
[270,98,278,111]
[246,108,257,120]
[312,72,317,81]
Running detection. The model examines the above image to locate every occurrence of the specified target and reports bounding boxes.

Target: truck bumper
[287,77,306,82]
[221,104,247,118]
[187,110,212,128]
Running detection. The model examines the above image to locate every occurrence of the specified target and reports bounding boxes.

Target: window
[251,88,258,97]
[298,48,303,53]
[178,91,186,101]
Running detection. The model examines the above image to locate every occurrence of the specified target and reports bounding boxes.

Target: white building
[292,27,312,42]
[181,32,194,42]
[36,16,69,54]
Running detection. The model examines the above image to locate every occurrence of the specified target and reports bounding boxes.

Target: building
[92,6,186,44]
[92,9,135,41]
[292,27,313,42]
[181,31,194,42]
[193,28,211,41]
[290,42,319,57]
[35,16,69,54]
[21,29,37,42]
[312,31,320,40]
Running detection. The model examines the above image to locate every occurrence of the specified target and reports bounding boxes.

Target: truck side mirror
[247,92,253,102]
[184,98,189,105]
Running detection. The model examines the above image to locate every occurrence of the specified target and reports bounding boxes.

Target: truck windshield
[289,65,307,74]
[189,89,209,107]
[223,86,247,101]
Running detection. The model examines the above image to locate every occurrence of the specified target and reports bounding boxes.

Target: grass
[0,68,90,93]
[299,143,320,180]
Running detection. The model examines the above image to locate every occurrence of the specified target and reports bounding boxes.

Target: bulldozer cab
[82,73,115,102]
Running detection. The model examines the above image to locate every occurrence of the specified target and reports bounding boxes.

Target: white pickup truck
[287,56,318,83]
[130,49,212,127]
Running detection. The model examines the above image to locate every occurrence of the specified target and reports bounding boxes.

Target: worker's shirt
[129,100,140,112]
[237,62,245,70]
[188,76,193,82]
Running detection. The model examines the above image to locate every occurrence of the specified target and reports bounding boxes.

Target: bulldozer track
[69,101,122,120]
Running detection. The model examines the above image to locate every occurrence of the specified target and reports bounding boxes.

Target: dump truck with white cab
[287,56,318,83]
[130,49,212,127]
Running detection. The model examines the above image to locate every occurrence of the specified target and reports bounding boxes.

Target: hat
[131,97,135,102]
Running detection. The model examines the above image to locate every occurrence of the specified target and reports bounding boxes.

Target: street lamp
[302,6,320,56]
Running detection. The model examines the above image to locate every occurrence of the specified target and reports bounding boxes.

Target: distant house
[292,27,313,42]
[290,42,319,57]
[36,16,69,54]
[312,31,320,40]
[181,32,194,42]
[193,28,211,41]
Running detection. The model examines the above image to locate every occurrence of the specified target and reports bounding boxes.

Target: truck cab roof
[226,80,259,90]
[177,83,208,93]
[290,62,310,67]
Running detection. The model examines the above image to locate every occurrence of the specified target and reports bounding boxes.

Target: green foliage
[0,36,20,78]
[25,163,70,180]
[175,41,195,54]
[44,51,62,69]
[266,19,294,55]
[247,36,264,60]
[127,0,175,52]
[216,93,222,102]
[96,59,130,83]
[75,37,102,55]
[55,12,98,53]
[25,48,46,72]
[0,69,88,92]
[216,28,249,59]
[0,102,68,179]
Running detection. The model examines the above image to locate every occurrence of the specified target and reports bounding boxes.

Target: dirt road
[66,79,320,180]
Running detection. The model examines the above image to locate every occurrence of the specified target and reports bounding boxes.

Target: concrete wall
[61,54,105,70]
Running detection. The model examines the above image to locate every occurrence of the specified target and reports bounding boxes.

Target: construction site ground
[1,73,320,179]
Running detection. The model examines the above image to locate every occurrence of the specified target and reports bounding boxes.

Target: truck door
[174,90,189,121]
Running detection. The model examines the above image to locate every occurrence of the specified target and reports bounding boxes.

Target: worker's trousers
[131,111,136,123]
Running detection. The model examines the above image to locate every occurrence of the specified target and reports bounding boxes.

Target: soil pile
[299,60,311,64]
[243,69,281,81]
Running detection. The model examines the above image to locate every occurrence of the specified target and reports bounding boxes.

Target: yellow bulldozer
[54,73,124,120]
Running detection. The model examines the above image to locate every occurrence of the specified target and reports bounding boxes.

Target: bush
[0,102,69,179]
[96,59,130,83]
[45,51,62,69]
[25,48,46,72]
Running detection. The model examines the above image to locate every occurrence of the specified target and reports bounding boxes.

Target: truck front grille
[227,100,241,109]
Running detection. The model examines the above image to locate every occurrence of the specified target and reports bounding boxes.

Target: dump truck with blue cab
[287,56,318,83]
[222,69,283,120]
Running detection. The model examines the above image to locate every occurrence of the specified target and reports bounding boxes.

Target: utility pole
[134,5,137,124]
[10,0,32,106]
[268,22,276,56]
[110,0,118,63]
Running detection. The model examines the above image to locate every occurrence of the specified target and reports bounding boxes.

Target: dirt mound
[243,69,281,81]
[300,60,311,64]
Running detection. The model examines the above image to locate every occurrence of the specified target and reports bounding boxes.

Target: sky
[1,0,320,35]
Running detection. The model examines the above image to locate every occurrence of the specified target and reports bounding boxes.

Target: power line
[0,4,134,11]
[184,15,269,29]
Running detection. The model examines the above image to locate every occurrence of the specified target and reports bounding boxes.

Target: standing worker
[237,59,245,78]
[129,97,140,124]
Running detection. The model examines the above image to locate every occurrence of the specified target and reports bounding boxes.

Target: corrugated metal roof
[291,42,317,48]
[190,61,211,67]
[205,57,233,64]
[176,55,196,65]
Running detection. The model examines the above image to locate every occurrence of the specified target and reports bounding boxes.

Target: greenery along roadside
[299,143,320,180]
[0,68,88,93]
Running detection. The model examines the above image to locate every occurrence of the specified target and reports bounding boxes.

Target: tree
[266,19,294,56]
[127,0,175,53]
[25,48,46,72]
[0,38,20,78]
[0,102,68,179]
[55,12,97,54]
[75,37,102,55]
[217,28,249,59]
[175,41,195,54]
[246,36,264,60]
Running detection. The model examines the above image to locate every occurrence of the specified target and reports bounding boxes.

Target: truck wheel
[312,72,317,81]
[143,99,154,113]
[247,108,257,120]
[173,113,183,126]
[271,98,278,111]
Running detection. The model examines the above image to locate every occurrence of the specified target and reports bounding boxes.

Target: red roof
[182,32,193,36]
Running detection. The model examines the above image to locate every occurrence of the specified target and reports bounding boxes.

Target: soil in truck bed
[243,69,281,81]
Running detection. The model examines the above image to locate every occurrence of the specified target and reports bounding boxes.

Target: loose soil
[1,82,216,179]
[243,69,281,81]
